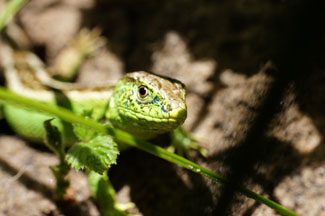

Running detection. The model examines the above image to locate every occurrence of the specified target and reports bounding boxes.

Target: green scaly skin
[107,72,187,140]
[0,43,187,144]
[0,38,187,216]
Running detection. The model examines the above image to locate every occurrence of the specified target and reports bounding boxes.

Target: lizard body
[0,42,187,145]
[0,32,192,216]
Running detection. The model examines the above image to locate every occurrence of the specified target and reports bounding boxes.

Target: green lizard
[0,41,187,144]
[0,35,191,215]
[0,32,299,216]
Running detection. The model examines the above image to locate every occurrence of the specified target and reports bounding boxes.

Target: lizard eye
[138,85,148,98]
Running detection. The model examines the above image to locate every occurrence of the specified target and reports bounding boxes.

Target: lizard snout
[164,100,187,122]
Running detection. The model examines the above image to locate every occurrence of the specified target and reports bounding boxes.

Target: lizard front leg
[169,127,207,158]
[88,170,137,216]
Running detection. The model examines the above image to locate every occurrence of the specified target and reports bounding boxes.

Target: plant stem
[43,119,70,200]
[0,0,27,32]
[0,87,298,216]
[50,162,70,200]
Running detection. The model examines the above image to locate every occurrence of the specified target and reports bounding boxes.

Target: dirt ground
[0,0,324,216]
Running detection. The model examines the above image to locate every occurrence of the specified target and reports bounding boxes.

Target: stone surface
[0,1,324,216]
[0,136,99,216]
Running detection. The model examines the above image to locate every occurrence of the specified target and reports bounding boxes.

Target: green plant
[0,87,298,216]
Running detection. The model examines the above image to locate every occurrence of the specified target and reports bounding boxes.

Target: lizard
[0,40,187,145]
[0,32,193,215]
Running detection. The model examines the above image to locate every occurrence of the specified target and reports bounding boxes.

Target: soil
[0,0,324,216]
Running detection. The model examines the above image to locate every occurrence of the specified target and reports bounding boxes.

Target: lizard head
[107,71,187,139]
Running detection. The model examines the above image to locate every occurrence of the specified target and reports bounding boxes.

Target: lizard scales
[0,42,187,144]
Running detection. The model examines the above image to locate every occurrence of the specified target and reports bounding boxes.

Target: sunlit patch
[271,104,321,153]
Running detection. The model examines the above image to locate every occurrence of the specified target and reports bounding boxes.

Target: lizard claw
[169,127,208,158]
[115,202,139,216]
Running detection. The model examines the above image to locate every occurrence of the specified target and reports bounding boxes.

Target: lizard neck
[0,42,114,120]
[0,42,114,100]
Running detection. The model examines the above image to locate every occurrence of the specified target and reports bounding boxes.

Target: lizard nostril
[161,104,172,113]
[164,100,180,112]
[166,104,172,111]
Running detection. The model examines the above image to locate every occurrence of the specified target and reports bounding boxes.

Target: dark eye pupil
[140,87,146,95]
[138,86,148,97]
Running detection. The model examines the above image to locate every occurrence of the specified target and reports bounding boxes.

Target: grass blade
[0,87,298,216]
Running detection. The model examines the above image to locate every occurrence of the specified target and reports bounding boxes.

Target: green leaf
[73,110,98,141]
[43,119,63,156]
[74,123,98,141]
[66,135,119,174]
[43,119,70,200]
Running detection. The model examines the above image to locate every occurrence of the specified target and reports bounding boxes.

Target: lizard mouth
[117,106,186,124]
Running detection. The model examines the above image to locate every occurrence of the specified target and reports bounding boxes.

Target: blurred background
[0,0,324,215]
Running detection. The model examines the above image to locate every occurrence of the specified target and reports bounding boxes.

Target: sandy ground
[0,0,324,215]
